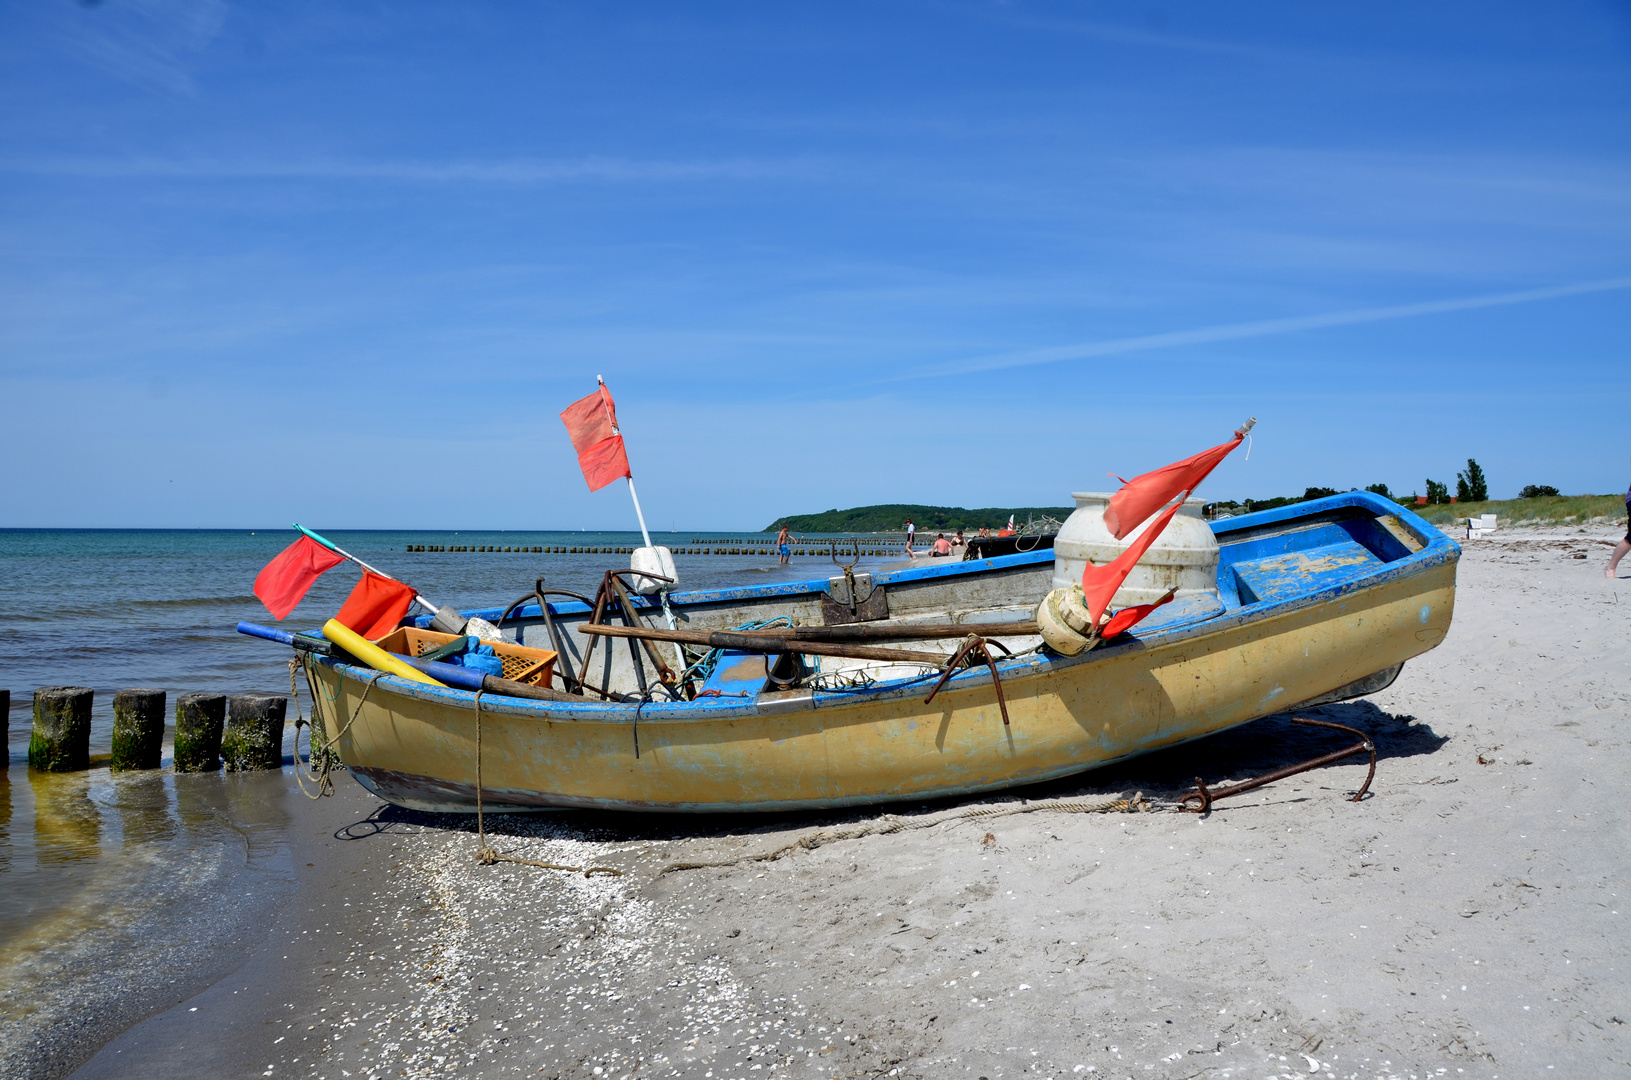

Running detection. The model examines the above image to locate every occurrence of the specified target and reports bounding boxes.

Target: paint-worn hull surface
[307,493,1458,813]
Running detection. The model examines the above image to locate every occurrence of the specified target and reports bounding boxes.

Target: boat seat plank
[1230,539,1386,606]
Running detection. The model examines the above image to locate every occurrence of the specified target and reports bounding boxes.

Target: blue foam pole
[238,621,296,645]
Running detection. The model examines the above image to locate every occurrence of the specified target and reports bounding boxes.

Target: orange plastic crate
[373,626,556,687]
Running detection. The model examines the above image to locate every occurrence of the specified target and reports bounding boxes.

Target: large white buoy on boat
[630,546,678,595]
[1050,491,1220,606]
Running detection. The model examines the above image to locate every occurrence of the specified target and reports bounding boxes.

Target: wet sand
[71,523,1631,1080]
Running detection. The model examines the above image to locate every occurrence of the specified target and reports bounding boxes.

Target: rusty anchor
[1178,716,1377,813]
[923,633,1013,727]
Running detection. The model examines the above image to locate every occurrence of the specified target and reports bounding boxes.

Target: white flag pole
[598,377,679,648]
[598,376,654,551]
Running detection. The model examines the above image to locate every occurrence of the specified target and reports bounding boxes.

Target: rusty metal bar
[773,621,1039,642]
[579,623,953,666]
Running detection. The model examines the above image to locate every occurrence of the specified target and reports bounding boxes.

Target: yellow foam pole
[322,619,444,686]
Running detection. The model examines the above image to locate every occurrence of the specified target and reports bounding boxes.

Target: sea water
[0,528,889,1073]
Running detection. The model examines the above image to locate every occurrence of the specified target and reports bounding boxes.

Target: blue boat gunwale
[309,491,1458,722]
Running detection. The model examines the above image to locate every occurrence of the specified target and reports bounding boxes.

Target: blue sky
[2,1,1627,529]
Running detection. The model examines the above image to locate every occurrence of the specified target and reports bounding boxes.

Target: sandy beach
[70,522,1630,1080]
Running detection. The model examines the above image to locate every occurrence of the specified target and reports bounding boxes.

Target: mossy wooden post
[28,688,91,773]
[29,687,92,772]
[111,688,166,771]
[1,689,9,750]
[173,692,225,773]
[223,693,287,771]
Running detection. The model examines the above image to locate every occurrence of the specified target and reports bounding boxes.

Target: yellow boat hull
[308,558,1455,813]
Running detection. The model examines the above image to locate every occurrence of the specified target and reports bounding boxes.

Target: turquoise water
[0,527,901,1075]
[0,527,892,738]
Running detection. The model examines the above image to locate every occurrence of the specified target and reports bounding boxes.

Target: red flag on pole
[1082,421,1253,631]
[1102,433,1246,540]
[334,571,419,640]
[560,382,633,492]
[1080,497,1191,628]
[254,534,347,620]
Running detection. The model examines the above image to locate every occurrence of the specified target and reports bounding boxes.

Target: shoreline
[45,522,1631,1079]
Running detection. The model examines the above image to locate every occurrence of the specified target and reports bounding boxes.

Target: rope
[289,656,326,800]
[471,690,623,878]
[660,791,1153,874]
[292,659,377,800]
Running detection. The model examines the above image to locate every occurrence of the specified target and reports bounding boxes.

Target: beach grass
[1411,493,1626,526]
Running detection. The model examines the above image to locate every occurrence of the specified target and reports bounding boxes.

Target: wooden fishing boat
[302,492,1458,813]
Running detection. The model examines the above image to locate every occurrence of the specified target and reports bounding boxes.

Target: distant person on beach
[904,518,915,558]
[776,525,796,565]
[954,528,966,549]
[977,526,991,539]
[932,533,951,557]
[1608,476,1631,579]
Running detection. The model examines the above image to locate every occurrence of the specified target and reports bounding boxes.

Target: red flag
[560,382,633,492]
[1082,426,1249,629]
[335,571,418,640]
[254,535,346,621]
[1103,433,1245,540]
[1081,497,1189,628]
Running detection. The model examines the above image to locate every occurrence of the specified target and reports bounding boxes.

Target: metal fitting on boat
[1036,584,1100,656]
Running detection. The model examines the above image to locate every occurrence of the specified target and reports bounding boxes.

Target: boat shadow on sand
[331,701,1447,860]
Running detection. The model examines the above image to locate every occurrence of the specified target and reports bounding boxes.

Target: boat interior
[399,492,1448,709]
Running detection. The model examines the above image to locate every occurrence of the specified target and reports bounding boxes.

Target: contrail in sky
[919,275,1631,378]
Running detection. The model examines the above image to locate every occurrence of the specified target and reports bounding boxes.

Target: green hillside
[764,503,1074,534]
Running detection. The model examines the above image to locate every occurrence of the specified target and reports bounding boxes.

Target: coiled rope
[290,656,377,801]
[660,791,1153,874]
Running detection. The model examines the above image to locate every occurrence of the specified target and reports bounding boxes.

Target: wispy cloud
[0,154,820,184]
[906,276,1631,379]
[59,0,229,94]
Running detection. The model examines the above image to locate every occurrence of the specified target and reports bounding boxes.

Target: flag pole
[598,375,655,550]
[294,523,455,625]
[626,477,655,551]
[597,377,679,650]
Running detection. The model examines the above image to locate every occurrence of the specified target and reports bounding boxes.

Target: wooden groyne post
[173,692,225,772]
[111,688,167,771]
[29,686,92,772]
[223,693,287,771]
[1,688,8,748]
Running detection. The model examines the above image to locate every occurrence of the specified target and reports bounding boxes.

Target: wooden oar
[579,624,953,666]
[772,621,1038,642]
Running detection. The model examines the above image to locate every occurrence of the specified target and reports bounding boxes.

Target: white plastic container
[630,546,678,595]
[1050,492,1220,606]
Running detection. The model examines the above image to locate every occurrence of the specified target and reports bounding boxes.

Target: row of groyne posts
[401,537,911,556]
[6,686,289,775]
